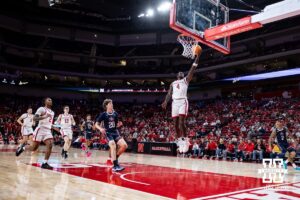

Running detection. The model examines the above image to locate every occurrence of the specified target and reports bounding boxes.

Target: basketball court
[0,145,300,200]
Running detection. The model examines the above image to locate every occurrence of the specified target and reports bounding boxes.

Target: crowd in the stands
[0,95,299,160]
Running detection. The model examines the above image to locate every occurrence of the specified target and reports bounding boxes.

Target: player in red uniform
[17,107,35,147]
[55,106,76,159]
[162,45,201,153]
[16,97,57,169]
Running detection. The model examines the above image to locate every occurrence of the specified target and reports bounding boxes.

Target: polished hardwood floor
[0,144,299,200]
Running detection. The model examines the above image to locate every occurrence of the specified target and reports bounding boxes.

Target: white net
[177,34,198,59]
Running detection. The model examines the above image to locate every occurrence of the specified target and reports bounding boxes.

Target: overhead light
[120,60,127,66]
[146,9,154,17]
[161,81,165,85]
[44,75,48,80]
[48,0,62,7]
[48,0,55,6]
[157,2,172,12]
[19,81,28,85]
[138,13,145,18]
[127,81,131,85]
[10,80,15,85]
[2,78,7,83]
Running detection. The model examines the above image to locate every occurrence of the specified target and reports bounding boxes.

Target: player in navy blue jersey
[269,116,299,170]
[80,114,94,157]
[95,99,127,172]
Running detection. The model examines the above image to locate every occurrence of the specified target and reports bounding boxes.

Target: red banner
[204,17,262,41]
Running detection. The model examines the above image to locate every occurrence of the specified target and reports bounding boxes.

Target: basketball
[2,0,300,199]
[193,45,202,57]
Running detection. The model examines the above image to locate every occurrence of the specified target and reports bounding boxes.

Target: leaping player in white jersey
[17,107,35,147]
[162,48,201,153]
[16,97,57,169]
[55,105,75,159]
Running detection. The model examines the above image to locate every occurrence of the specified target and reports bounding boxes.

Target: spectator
[236,139,246,161]
[205,139,217,159]
[224,140,235,160]
[244,139,255,161]
[132,129,138,153]
[252,139,265,162]
[192,140,200,157]
[216,139,226,159]
[100,137,108,150]
[270,142,282,159]
[3,132,9,144]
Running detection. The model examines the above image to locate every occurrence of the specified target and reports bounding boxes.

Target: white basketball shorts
[60,129,73,140]
[172,99,189,118]
[33,127,53,142]
[21,126,34,136]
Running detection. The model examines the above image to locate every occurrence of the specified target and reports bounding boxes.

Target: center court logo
[258,159,288,183]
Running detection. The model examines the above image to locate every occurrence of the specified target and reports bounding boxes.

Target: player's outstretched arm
[186,54,200,84]
[162,84,173,109]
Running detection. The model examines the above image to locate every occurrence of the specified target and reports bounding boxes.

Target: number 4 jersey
[172,77,188,100]
[171,77,189,118]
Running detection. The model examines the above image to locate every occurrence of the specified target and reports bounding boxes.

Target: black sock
[117,155,119,159]
[113,160,118,167]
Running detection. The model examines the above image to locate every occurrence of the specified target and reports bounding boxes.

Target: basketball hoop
[177,34,199,59]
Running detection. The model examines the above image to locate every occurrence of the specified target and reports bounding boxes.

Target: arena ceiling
[0,0,300,89]
[0,0,285,33]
